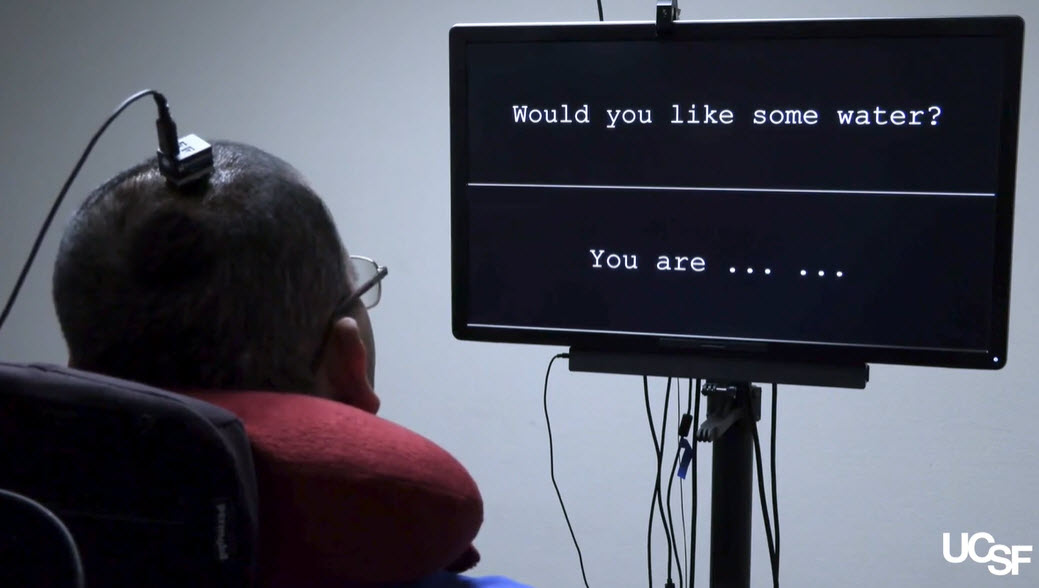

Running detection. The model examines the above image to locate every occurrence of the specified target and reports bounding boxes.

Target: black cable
[658,379,678,585]
[677,382,688,588]
[644,377,679,587]
[643,376,659,588]
[646,474,654,588]
[543,352,591,588]
[679,483,687,583]
[645,377,682,587]
[771,383,780,575]
[0,488,85,588]
[640,378,648,588]
[749,396,779,588]
[689,379,701,588]
[665,400,684,588]
[660,380,677,585]
[0,89,169,336]
[596,0,604,21]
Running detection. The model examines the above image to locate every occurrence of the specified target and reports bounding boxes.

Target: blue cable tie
[677,438,694,479]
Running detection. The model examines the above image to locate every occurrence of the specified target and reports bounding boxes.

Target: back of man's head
[53,141,348,392]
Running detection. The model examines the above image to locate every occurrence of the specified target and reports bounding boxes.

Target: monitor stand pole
[696,381,762,588]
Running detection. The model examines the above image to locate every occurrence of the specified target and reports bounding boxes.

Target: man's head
[53,141,376,406]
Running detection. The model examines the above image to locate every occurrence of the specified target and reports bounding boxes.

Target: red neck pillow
[186,391,483,587]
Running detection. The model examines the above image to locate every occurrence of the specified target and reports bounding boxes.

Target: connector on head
[153,93,213,191]
[157,133,214,190]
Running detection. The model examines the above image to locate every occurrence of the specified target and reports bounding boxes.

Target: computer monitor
[450,16,1023,370]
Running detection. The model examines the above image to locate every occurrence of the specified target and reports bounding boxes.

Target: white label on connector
[177,133,211,159]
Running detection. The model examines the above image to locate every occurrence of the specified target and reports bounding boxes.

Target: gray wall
[1,1,1036,586]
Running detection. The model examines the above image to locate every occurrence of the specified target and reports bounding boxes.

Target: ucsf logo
[943,532,1032,576]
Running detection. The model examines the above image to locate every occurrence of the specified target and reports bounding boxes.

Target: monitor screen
[449,16,1023,370]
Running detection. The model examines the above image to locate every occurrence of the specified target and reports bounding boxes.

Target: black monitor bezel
[449,16,1023,370]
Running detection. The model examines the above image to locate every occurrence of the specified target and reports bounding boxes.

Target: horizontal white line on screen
[468,182,995,198]
[466,322,986,353]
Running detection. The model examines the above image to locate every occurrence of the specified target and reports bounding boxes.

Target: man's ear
[314,316,380,414]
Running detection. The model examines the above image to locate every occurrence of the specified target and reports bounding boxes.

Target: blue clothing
[397,571,533,588]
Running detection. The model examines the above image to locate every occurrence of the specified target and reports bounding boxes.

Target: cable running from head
[543,352,591,588]
[0,90,175,336]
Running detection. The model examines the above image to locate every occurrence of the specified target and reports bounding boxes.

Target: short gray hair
[53,141,348,391]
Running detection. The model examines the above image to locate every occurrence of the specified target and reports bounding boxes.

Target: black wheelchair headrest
[0,362,258,587]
